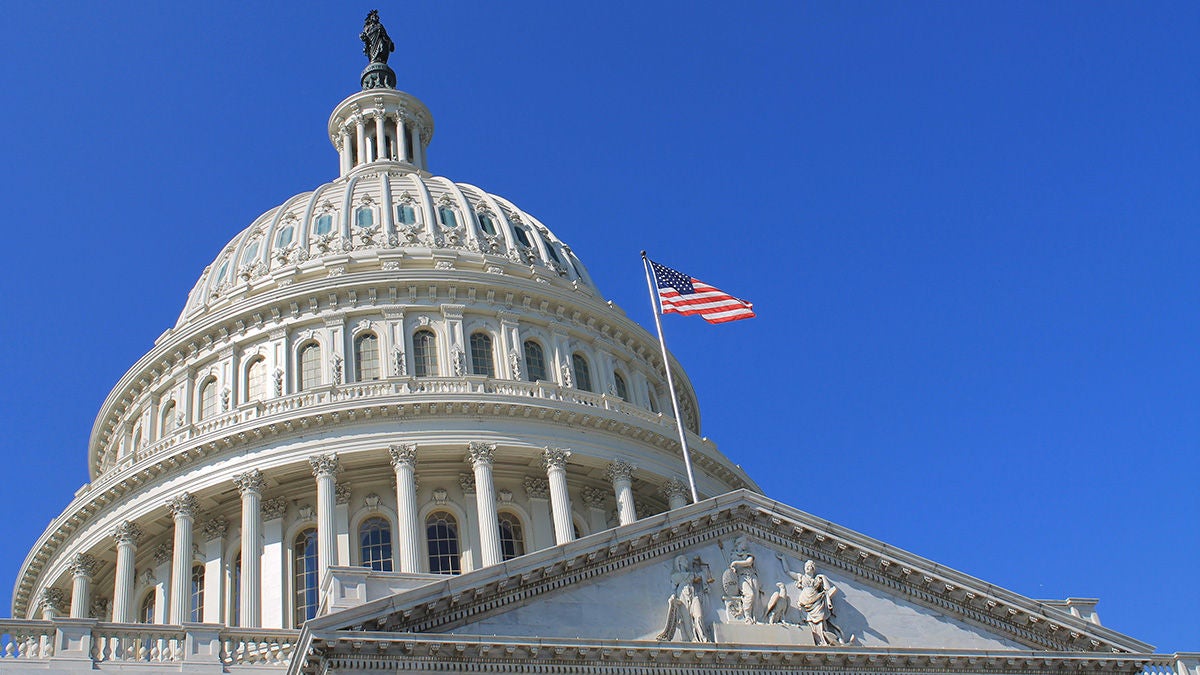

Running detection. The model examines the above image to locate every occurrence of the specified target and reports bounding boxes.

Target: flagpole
[640,251,700,504]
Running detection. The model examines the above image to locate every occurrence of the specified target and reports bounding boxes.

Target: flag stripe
[649,259,755,324]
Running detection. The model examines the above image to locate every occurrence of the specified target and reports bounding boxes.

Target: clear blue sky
[1,1,1195,651]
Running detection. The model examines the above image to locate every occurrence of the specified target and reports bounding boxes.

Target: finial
[360,10,397,90]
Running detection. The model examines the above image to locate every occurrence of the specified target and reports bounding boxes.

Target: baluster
[3,636,12,658]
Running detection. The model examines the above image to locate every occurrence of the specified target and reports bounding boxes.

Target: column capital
[605,459,635,482]
[233,469,266,496]
[167,492,198,519]
[261,496,288,520]
[38,588,65,614]
[389,443,417,469]
[152,543,172,565]
[580,486,607,509]
[542,446,572,471]
[335,483,352,505]
[458,472,476,494]
[111,520,143,545]
[202,517,228,541]
[660,478,689,501]
[309,452,342,478]
[68,553,97,579]
[523,476,550,500]
[466,441,497,466]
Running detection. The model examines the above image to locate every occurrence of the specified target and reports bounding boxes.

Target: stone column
[200,517,227,624]
[458,473,480,572]
[661,478,690,511]
[110,521,142,623]
[338,129,351,174]
[37,588,64,655]
[259,497,287,629]
[67,554,97,618]
[167,492,198,624]
[543,448,575,544]
[233,469,265,627]
[335,483,352,566]
[309,453,342,582]
[523,477,555,551]
[374,113,387,162]
[466,442,502,567]
[580,486,609,534]
[395,114,409,162]
[606,460,637,526]
[389,443,422,573]
[408,123,420,169]
[355,118,366,167]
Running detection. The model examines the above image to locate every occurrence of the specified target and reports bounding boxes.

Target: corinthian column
[661,478,690,511]
[606,460,638,525]
[543,447,575,544]
[232,469,264,627]
[309,453,342,582]
[389,443,422,573]
[110,521,142,623]
[68,553,97,618]
[167,492,198,624]
[466,442,502,567]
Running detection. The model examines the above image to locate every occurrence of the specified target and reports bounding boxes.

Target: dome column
[543,448,575,544]
[606,460,638,526]
[67,554,97,618]
[662,478,690,510]
[395,113,410,162]
[233,470,265,627]
[309,454,342,582]
[166,493,198,624]
[110,521,142,623]
[467,442,503,567]
[389,444,422,573]
[355,118,367,168]
[374,113,387,162]
[338,129,351,175]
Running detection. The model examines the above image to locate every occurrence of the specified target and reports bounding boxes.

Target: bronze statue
[361,10,395,64]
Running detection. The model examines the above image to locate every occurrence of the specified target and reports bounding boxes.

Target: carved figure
[656,555,711,642]
[722,535,762,623]
[360,10,395,64]
[779,555,846,646]
[764,582,789,624]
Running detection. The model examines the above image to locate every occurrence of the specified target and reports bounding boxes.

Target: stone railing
[0,617,299,671]
[99,376,683,479]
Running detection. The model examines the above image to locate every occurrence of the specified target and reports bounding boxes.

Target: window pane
[300,344,322,390]
[293,529,319,626]
[190,564,205,622]
[572,354,592,392]
[140,593,155,624]
[513,226,532,248]
[438,206,458,228]
[477,213,496,236]
[355,334,380,381]
[199,378,219,420]
[498,513,525,561]
[413,330,438,377]
[614,372,628,400]
[425,511,460,575]
[396,205,416,225]
[470,333,494,377]
[359,517,393,571]
[246,358,267,402]
[160,401,176,435]
[523,341,546,382]
[356,207,374,228]
[241,240,260,265]
[276,225,294,248]
[231,553,241,626]
[315,214,334,235]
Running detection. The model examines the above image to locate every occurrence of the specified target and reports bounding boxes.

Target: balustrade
[0,619,54,659]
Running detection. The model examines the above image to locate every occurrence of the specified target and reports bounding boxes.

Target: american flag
[649,259,755,324]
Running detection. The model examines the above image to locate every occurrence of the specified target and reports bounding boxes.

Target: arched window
[160,400,176,435]
[298,343,322,391]
[230,552,241,626]
[198,377,219,420]
[139,592,155,624]
[190,564,205,622]
[131,426,142,454]
[359,517,393,571]
[469,333,495,377]
[613,371,628,401]
[293,528,319,626]
[647,390,660,414]
[354,333,380,381]
[245,357,267,402]
[425,511,460,575]
[413,330,438,377]
[523,340,546,382]
[572,353,592,392]
[497,512,526,561]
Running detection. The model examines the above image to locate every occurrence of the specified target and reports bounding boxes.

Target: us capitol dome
[12,9,755,636]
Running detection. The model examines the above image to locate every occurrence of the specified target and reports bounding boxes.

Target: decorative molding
[363,493,381,510]
[309,453,342,478]
[497,488,514,504]
[389,442,417,469]
[660,477,689,502]
[335,483,352,505]
[111,520,143,545]
[466,441,496,466]
[261,497,288,520]
[202,517,228,541]
[166,492,198,519]
[233,469,266,496]
[605,459,635,483]
[542,446,571,471]
[432,487,448,505]
[458,473,476,495]
[151,543,171,565]
[38,588,65,614]
[68,553,97,579]
[523,476,549,500]
[297,504,315,521]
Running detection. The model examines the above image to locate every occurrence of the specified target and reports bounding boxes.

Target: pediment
[307,490,1150,654]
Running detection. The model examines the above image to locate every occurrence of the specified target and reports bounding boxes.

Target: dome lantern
[329,10,433,177]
